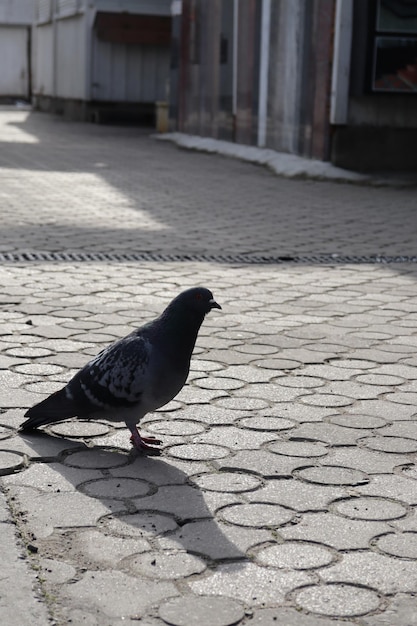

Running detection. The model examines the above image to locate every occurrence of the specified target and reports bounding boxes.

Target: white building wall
[0,0,36,24]
[55,14,87,99]
[0,26,29,96]
[92,39,169,102]
[32,22,54,96]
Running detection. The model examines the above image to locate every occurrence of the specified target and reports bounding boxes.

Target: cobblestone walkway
[1,110,417,625]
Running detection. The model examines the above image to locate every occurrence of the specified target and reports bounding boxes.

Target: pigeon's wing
[67,332,152,413]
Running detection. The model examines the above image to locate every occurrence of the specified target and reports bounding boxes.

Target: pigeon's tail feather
[21,388,78,430]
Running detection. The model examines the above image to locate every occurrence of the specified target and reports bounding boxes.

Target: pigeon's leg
[128,425,162,453]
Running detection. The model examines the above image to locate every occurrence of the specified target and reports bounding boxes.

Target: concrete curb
[155,132,412,186]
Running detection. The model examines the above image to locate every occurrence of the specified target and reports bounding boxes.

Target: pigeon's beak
[209,299,222,310]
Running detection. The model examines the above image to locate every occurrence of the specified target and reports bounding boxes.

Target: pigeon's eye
[195,293,202,300]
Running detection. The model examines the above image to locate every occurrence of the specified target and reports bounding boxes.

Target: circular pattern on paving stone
[278,376,325,389]
[294,583,381,617]
[235,344,278,355]
[386,392,417,405]
[194,377,245,391]
[375,532,417,559]
[145,420,206,437]
[355,374,405,386]
[166,443,230,461]
[301,394,354,408]
[361,436,417,454]
[159,595,245,626]
[0,426,13,441]
[295,466,369,486]
[100,512,178,538]
[255,542,335,570]
[63,448,129,469]
[7,346,53,358]
[238,416,295,431]
[332,496,407,521]
[191,472,262,493]
[14,363,64,375]
[330,359,376,370]
[215,397,269,411]
[329,415,387,429]
[50,421,110,438]
[0,450,25,475]
[78,477,152,499]
[253,358,301,370]
[267,441,328,458]
[126,551,206,579]
[218,503,294,528]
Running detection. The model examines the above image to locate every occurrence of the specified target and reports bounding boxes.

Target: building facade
[170,0,417,172]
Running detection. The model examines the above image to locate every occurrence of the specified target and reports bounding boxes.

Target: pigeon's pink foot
[130,430,162,454]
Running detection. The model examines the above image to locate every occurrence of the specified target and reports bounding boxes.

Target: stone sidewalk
[1,109,417,625]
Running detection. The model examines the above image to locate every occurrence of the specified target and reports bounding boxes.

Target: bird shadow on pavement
[9,429,247,567]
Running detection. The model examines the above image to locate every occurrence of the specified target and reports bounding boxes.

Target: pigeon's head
[174,287,221,316]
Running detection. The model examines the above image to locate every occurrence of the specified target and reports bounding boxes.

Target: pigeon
[21,287,221,452]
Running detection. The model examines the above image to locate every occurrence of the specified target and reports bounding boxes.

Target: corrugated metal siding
[0,26,29,96]
[33,22,54,95]
[0,0,36,24]
[56,15,86,98]
[37,0,52,23]
[95,0,171,17]
[56,0,80,17]
[92,37,170,102]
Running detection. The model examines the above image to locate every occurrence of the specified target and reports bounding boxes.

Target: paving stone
[159,595,244,626]
[294,583,381,617]
[165,443,230,461]
[133,485,239,521]
[360,435,417,454]
[219,502,294,528]
[300,394,354,408]
[280,512,390,550]
[0,450,25,475]
[9,485,126,538]
[0,514,51,625]
[321,551,417,594]
[237,415,295,431]
[375,531,417,558]
[289,422,372,446]
[328,414,387,429]
[157,518,271,560]
[249,607,356,626]
[126,551,207,580]
[2,461,103,491]
[65,570,179,619]
[63,448,131,469]
[39,557,77,584]
[193,426,277,450]
[325,447,406,474]
[190,562,311,605]
[215,397,270,411]
[246,479,347,512]
[265,403,337,423]
[109,456,200,486]
[332,496,407,521]
[294,466,369,486]
[78,477,152,499]
[69,528,150,566]
[358,474,417,505]
[267,440,329,458]
[215,450,306,478]
[143,419,206,437]
[100,510,178,540]
[363,594,417,626]
[50,420,111,438]
[190,472,262,493]
[255,541,335,570]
